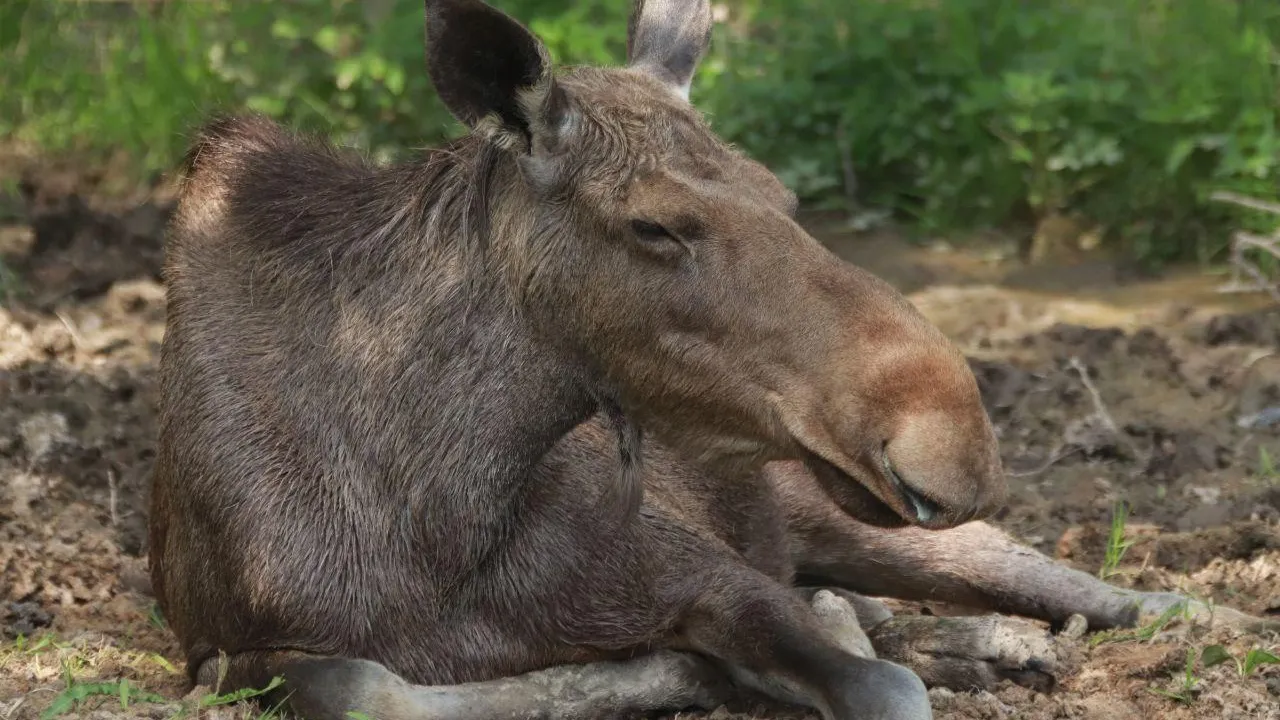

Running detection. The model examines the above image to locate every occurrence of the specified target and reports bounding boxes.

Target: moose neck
[331,138,600,560]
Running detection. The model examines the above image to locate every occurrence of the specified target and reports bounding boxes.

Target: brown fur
[148,2,1262,719]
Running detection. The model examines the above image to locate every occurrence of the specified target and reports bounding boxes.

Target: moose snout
[883,408,1008,529]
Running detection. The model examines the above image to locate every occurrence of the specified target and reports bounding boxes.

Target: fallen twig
[1068,357,1119,435]
[107,467,119,528]
[1008,445,1082,478]
[1066,357,1150,468]
[53,310,89,351]
[835,116,860,215]
[1211,190,1280,216]
[1209,191,1280,301]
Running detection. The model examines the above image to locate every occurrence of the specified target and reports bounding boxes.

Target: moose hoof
[829,657,932,720]
[1135,591,1280,635]
[866,614,1063,694]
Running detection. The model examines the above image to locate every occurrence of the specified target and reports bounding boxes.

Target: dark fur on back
[158,112,586,676]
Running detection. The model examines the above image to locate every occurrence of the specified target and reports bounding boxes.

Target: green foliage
[701,0,1280,266]
[198,674,285,708]
[41,676,167,719]
[0,259,19,306]
[3,0,1279,266]
[1147,643,1280,706]
[1258,445,1279,481]
[146,602,167,630]
[0,0,627,169]
[1099,500,1135,579]
[1089,600,1188,647]
[1202,643,1280,677]
[1148,646,1201,705]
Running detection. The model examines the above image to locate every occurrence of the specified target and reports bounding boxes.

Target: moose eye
[629,219,676,243]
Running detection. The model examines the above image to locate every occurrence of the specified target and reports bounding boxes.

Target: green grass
[1257,446,1280,485]
[1099,500,1136,580]
[3,1,234,174]
[1147,643,1280,707]
[196,674,286,710]
[1148,646,1203,706]
[1089,600,1191,648]
[5,631,286,720]
[41,676,168,720]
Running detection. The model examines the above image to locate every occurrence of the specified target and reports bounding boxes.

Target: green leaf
[0,0,31,51]
[246,95,287,117]
[40,681,165,719]
[199,675,285,708]
[313,25,342,55]
[335,57,363,91]
[1166,138,1197,175]
[1242,648,1280,676]
[270,19,302,42]
[384,66,406,96]
[1201,644,1233,668]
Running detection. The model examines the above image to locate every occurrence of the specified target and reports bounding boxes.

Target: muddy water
[806,212,1276,338]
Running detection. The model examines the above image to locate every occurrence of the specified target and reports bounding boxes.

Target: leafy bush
[3,0,1278,267]
[700,0,1280,265]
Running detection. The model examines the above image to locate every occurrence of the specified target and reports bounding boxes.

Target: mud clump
[3,601,52,639]
[5,175,171,310]
[1203,307,1280,349]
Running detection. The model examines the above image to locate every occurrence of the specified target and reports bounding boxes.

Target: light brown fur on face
[499,63,1005,530]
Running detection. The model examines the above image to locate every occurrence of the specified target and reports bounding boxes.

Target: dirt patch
[2,179,1279,719]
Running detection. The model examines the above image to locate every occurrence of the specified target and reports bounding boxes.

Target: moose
[147,1,1276,718]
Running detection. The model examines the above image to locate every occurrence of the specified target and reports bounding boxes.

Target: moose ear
[424,0,566,151]
[626,0,712,100]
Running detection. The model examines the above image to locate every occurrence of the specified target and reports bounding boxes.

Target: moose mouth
[881,447,940,524]
[800,446,943,528]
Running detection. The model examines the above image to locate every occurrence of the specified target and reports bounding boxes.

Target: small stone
[3,601,52,638]
[1184,485,1221,505]
[18,411,70,463]
[1060,613,1089,640]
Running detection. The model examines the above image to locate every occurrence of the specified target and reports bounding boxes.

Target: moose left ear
[424,0,567,151]
[626,0,713,100]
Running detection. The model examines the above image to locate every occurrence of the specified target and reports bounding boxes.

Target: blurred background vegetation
[3,0,1280,268]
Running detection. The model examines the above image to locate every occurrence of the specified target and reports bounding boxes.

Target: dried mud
[1,178,1278,719]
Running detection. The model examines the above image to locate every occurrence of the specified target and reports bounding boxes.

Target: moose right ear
[424,0,567,152]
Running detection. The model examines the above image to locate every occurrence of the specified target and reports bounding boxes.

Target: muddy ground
[1,165,1279,719]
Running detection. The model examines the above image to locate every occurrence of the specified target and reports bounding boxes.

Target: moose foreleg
[192,588,933,720]
[674,565,933,720]
[193,649,731,720]
[783,483,1279,634]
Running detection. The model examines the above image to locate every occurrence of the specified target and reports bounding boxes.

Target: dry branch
[1209,191,1280,301]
